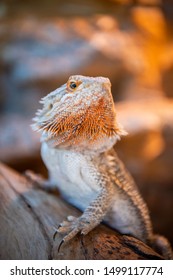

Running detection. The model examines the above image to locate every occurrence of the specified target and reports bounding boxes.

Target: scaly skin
[32,75,172,259]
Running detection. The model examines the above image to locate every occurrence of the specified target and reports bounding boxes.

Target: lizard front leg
[54,165,114,251]
[25,170,57,192]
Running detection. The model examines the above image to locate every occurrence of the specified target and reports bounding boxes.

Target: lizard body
[32,75,172,259]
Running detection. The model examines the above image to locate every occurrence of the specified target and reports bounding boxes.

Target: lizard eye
[70,82,77,89]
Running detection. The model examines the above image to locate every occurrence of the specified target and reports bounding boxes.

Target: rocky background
[0,0,173,246]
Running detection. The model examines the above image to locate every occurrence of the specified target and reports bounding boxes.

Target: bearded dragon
[31,75,172,259]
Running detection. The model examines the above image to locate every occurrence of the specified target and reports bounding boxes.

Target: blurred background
[0,0,173,245]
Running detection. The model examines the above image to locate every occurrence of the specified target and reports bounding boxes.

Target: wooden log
[0,162,162,260]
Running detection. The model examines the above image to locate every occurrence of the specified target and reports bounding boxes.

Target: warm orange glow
[141,132,165,160]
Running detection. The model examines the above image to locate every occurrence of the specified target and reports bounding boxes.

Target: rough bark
[0,162,162,260]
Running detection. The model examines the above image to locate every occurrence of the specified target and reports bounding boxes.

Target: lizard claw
[53,230,58,241]
[58,240,64,252]
[53,215,93,252]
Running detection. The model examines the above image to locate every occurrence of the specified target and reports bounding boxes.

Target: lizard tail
[150,234,173,260]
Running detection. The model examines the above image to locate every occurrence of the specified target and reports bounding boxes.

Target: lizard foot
[24,170,56,192]
[54,215,95,252]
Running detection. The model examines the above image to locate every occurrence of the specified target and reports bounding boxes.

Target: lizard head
[32,75,127,151]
